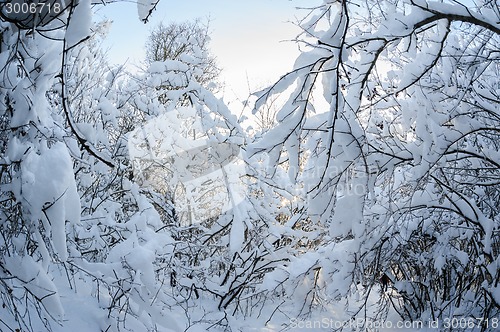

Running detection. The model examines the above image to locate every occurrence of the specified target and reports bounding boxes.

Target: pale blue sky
[95,0,320,103]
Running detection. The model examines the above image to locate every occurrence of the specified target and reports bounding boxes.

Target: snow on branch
[137,0,160,23]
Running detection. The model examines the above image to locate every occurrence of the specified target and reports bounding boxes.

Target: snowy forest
[0,0,499,331]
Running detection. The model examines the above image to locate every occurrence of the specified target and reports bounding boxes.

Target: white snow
[2,0,499,331]
[137,0,158,22]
